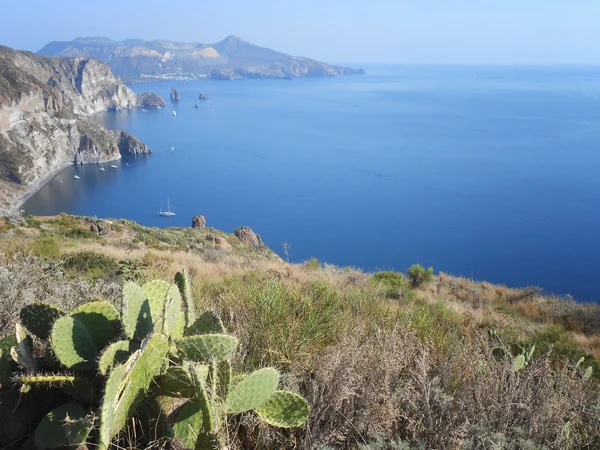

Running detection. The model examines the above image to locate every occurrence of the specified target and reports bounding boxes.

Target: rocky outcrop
[192,215,206,229]
[0,46,156,214]
[139,92,165,109]
[234,226,263,249]
[170,88,180,102]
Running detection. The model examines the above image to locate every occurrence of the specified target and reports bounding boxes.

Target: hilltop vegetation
[0,215,599,449]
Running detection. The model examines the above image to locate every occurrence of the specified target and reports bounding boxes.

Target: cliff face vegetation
[0,215,599,449]
[0,46,155,215]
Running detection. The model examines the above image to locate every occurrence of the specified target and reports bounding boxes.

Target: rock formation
[234,226,263,249]
[199,93,207,100]
[139,92,166,109]
[191,215,206,229]
[170,88,180,102]
[0,45,157,214]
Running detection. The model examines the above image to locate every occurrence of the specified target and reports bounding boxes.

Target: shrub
[304,257,321,270]
[371,271,409,298]
[407,264,434,288]
[63,251,118,278]
[30,235,60,258]
[62,227,96,239]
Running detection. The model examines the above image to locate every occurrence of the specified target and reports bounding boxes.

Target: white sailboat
[110,164,118,169]
[172,110,177,117]
[73,175,80,179]
[158,198,176,217]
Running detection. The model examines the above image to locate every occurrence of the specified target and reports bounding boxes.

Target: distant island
[37,35,366,81]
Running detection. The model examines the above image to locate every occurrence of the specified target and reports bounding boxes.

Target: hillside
[0,46,164,216]
[0,214,599,449]
[38,36,366,80]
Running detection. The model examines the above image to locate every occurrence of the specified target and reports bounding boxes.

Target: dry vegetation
[1,214,599,449]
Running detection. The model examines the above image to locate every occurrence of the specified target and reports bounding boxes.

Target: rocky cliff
[0,46,154,215]
[38,36,366,80]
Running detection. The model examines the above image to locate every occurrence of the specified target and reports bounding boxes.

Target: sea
[23,65,600,301]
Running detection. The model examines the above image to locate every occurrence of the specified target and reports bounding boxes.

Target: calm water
[24,65,600,301]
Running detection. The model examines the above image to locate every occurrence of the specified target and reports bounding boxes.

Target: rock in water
[139,92,166,109]
[234,226,263,249]
[191,215,206,229]
[199,93,207,100]
[170,88,180,102]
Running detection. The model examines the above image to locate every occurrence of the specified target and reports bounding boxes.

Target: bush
[407,264,434,288]
[63,227,96,239]
[63,251,118,278]
[371,271,409,299]
[304,257,321,270]
[30,235,60,258]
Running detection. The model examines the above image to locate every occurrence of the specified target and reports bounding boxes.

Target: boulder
[192,215,206,229]
[90,223,99,233]
[234,226,263,249]
[215,236,232,250]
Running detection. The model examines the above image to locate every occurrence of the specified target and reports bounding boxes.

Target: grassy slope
[1,214,599,449]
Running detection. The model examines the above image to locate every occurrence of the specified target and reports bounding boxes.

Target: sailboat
[73,175,80,179]
[158,198,176,217]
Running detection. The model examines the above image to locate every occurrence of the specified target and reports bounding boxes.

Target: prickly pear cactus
[69,301,120,350]
[11,323,37,374]
[512,354,526,373]
[163,284,186,340]
[188,310,225,335]
[50,316,98,371]
[177,334,238,362]
[34,402,93,449]
[175,268,197,329]
[225,367,279,414]
[20,303,64,340]
[98,340,138,376]
[98,332,169,450]
[255,390,310,428]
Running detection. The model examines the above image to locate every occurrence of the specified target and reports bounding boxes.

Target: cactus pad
[173,378,214,449]
[12,323,37,373]
[122,281,153,340]
[34,402,92,449]
[70,301,120,350]
[217,360,231,398]
[19,303,64,340]
[177,334,238,362]
[584,366,593,381]
[142,279,171,334]
[51,316,97,371]
[163,284,186,339]
[175,268,197,329]
[512,354,526,373]
[255,390,310,428]
[155,366,195,398]
[98,332,169,450]
[98,340,138,375]
[188,310,225,335]
[225,367,279,414]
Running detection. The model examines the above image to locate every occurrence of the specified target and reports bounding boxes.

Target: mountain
[0,46,159,214]
[38,36,366,80]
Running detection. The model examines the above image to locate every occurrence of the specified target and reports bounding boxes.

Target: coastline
[9,153,124,216]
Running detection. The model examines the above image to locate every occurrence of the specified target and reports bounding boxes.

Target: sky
[2,0,599,64]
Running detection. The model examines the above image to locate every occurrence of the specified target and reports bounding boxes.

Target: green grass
[30,235,61,258]
[63,251,119,278]
[304,258,321,270]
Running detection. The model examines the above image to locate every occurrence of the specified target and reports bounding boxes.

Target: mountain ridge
[38,36,366,80]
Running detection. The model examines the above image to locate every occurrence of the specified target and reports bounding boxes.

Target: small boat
[172,110,177,117]
[73,175,80,180]
[157,106,162,110]
[110,165,118,169]
[158,198,176,217]
[99,167,105,171]
[171,146,175,151]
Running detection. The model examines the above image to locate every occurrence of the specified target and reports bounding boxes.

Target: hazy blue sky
[2,0,598,64]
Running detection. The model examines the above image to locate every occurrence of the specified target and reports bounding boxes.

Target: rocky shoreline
[0,46,161,215]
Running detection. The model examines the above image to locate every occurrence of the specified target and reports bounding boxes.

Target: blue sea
[23,65,600,301]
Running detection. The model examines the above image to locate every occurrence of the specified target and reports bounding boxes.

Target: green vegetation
[407,263,434,287]
[304,257,321,270]
[1,215,599,449]
[2,272,309,449]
